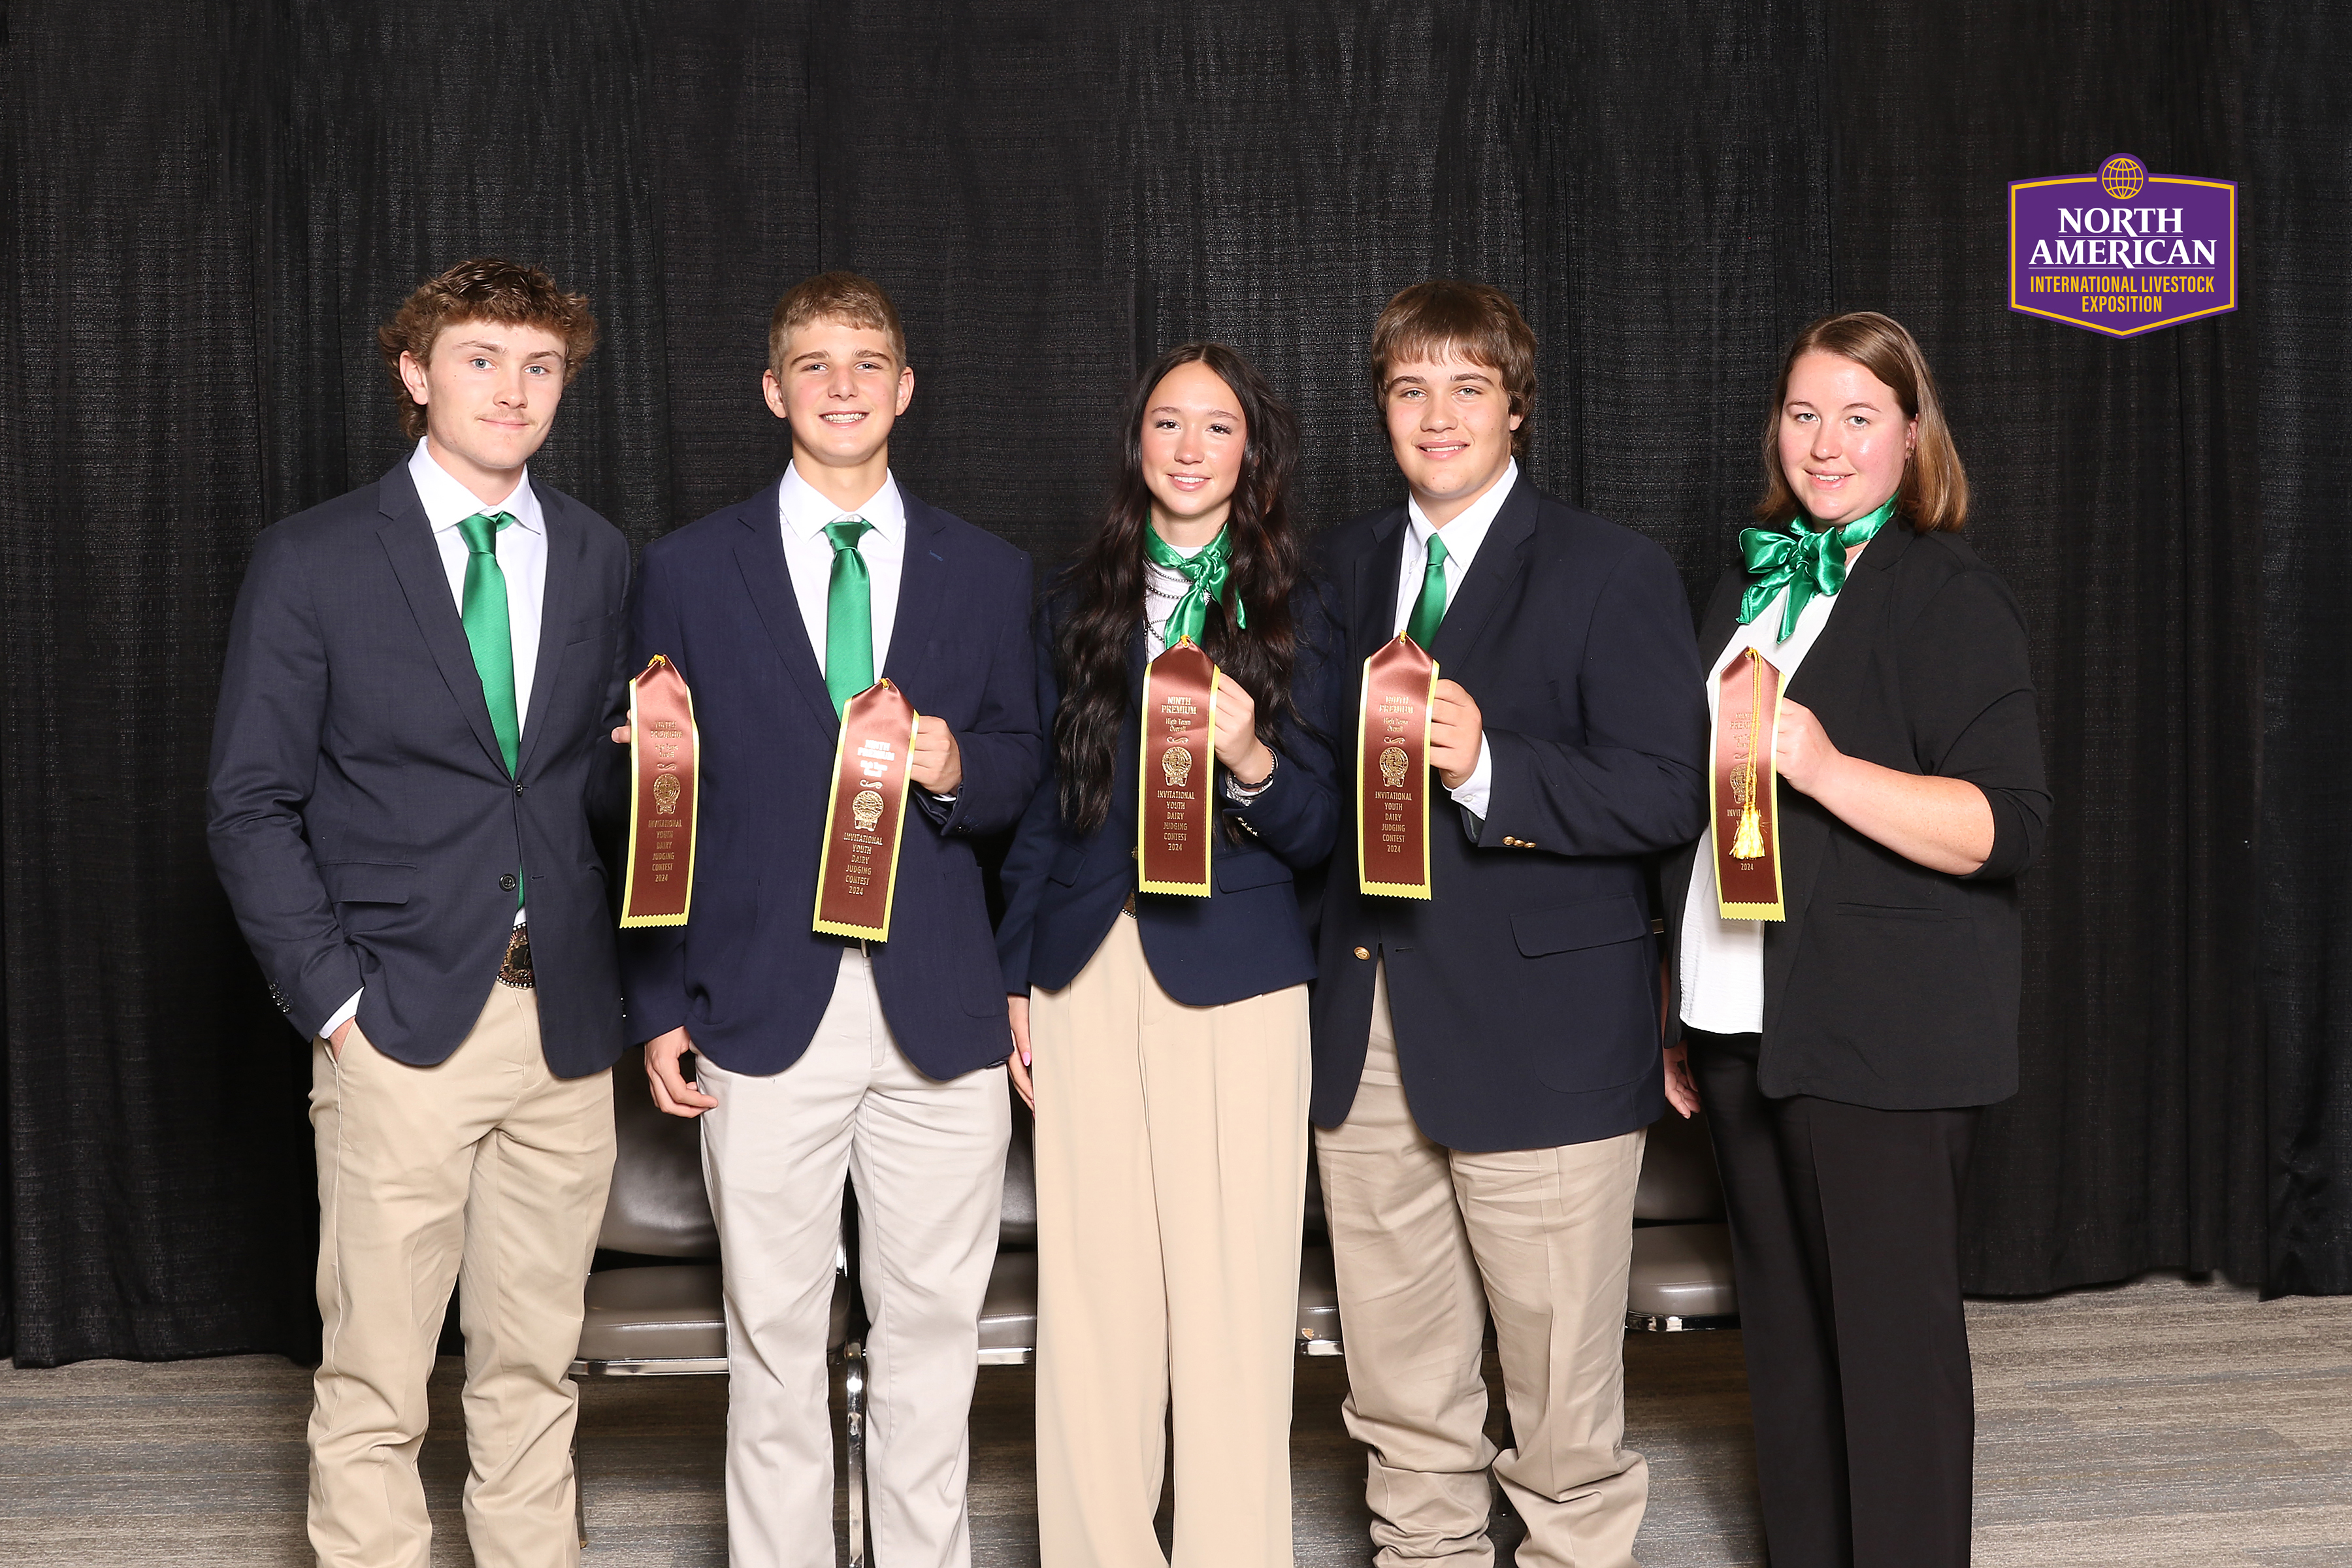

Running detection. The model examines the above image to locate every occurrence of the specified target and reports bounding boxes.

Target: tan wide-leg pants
[1030,912,1312,1568]
[308,982,616,1568]
[1315,964,1648,1568]
[696,945,1011,1568]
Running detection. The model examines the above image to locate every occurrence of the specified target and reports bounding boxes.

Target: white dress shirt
[778,462,906,681]
[1676,582,1841,1034]
[1143,547,1200,658]
[325,439,546,1037]
[1392,459,1518,819]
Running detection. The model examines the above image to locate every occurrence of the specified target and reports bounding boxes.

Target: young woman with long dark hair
[997,342,1342,1567]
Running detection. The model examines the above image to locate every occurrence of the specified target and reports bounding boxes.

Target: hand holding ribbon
[1735,494,1899,642]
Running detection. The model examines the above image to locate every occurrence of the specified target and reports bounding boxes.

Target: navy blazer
[997,583,1345,1006]
[1660,521,2051,1109]
[620,480,1041,1080]
[208,461,632,1077]
[1312,476,1709,1152]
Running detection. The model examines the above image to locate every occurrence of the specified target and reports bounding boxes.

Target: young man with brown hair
[1311,280,1709,1567]
[209,256,632,1567]
[621,271,1039,1567]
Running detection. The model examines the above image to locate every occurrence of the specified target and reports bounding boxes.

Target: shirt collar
[409,438,543,535]
[1405,457,1518,566]
[779,462,903,543]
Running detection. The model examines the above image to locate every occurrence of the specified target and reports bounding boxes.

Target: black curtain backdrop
[1,0,2342,1364]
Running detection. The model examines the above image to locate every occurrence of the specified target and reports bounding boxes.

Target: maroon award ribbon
[1712,648,1786,920]
[619,655,699,928]
[1137,637,1218,896]
[812,679,921,941]
[1358,634,1438,898]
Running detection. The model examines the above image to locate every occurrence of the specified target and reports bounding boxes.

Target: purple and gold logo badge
[2009,154,2236,338]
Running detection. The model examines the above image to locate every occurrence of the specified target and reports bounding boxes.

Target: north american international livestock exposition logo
[2008,154,2236,338]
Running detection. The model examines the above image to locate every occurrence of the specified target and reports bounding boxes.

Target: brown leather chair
[570,1049,866,1561]
[1626,1108,1739,1331]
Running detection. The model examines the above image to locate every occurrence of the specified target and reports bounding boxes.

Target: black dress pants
[1686,1028,1980,1568]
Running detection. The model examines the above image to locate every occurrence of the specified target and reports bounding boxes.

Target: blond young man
[620,272,1040,1567]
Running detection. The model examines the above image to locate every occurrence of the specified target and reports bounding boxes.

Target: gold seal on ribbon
[1713,648,1786,920]
[620,655,700,928]
[1357,634,1438,898]
[813,679,921,941]
[1138,637,1219,896]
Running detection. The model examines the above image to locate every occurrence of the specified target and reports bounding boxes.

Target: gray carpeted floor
[2,1275,2346,1564]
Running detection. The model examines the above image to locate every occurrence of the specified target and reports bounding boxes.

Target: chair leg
[574,1431,587,1549]
[843,1339,868,1568]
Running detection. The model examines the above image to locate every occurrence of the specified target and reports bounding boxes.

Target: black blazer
[1661,519,2051,1110]
[1313,476,1710,1152]
[619,480,1041,1081]
[208,462,632,1077]
[996,583,1345,1007]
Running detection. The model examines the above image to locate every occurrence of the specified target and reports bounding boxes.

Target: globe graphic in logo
[2099,154,2146,201]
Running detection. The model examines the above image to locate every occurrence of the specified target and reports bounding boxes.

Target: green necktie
[823,517,875,713]
[455,512,521,774]
[1404,532,1450,650]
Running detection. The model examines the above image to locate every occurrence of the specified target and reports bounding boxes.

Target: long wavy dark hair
[1053,342,1308,834]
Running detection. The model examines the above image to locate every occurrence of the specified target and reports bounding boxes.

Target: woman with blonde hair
[1660,312,2051,1567]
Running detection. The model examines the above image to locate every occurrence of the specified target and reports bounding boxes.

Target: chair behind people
[1626,1107,1739,1331]
[571,1049,866,1560]
[975,1100,1346,1362]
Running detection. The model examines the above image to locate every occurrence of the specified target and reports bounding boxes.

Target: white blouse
[1677,583,1843,1035]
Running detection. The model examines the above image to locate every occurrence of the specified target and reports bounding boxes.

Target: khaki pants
[1031,913,1311,1568]
[697,945,1011,1568]
[308,982,616,1568]
[1315,964,1648,1568]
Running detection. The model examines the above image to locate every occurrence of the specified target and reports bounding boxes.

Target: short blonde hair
[1757,311,1968,532]
[767,271,908,378]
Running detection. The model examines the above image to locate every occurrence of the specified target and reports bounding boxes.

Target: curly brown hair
[376,257,598,440]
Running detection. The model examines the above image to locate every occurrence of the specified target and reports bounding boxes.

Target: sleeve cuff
[320,988,362,1042]
[1446,736,1493,819]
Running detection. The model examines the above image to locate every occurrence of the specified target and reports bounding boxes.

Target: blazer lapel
[731,480,839,728]
[881,495,949,689]
[1695,569,1745,668]
[374,465,507,776]
[1349,506,1411,661]
[1765,523,1917,1003]
[515,487,580,776]
[1429,475,1536,669]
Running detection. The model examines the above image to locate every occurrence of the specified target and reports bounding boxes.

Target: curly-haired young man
[209,256,630,1568]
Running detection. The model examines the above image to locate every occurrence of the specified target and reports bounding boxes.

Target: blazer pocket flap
[1512,894,1646,957]
[1047,843,1086,887]
[1216,852,1294,894]
[320,860,415,906]
[1833,900,1952,922]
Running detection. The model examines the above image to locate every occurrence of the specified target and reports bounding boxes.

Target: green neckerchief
[1143,523,1247,645]
[1735,493,1899,642]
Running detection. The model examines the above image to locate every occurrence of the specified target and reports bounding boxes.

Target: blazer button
[1353,946,1371,960]
[1132,848,1139,859]
[514,782,525,795]
[499,874,519,892]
